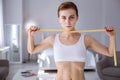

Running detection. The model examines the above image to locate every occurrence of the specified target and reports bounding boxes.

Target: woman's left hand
[104,26,116,37]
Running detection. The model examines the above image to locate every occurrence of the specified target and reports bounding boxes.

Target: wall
[102,0,120,51]
[0,0,4,48]
[3,0,23,24]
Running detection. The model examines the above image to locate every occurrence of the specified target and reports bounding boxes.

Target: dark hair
[57,1,78,17]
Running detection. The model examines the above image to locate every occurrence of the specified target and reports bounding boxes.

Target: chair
[0,60,9,80]
[96,51,120,80]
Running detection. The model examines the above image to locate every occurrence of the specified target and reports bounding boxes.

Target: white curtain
[0,0,4,48]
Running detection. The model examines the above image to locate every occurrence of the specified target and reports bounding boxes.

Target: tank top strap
[54,33,60,45]
[80,33,86,50]
[81,33,86,40]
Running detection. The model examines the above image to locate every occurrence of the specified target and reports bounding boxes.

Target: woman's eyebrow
[61,16,66,18]
[69,15,75,17]
[61,14,75,17]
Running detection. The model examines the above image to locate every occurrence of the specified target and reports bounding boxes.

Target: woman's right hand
[28,26,40,36]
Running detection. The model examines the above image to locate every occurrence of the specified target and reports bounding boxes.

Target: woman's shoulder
[44,34,58,44]
[84,34,94,39]
[45,34,56,41]
[84,34,97,48]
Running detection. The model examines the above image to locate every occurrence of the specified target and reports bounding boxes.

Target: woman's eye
[61,17,66,19]
[70,17,74,19]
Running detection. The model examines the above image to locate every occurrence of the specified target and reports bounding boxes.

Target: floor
[6,61,101,80]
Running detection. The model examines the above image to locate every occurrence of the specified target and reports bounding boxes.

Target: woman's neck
[61,29,79,38]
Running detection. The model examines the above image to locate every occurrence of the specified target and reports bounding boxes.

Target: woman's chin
[63,28,74,31]
[64,29,71,32]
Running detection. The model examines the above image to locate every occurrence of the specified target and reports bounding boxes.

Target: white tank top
[53,33,87,62]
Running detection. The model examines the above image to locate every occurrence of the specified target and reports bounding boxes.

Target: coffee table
[12,68,56,80]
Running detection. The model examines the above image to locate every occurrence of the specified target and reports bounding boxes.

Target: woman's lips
[66,26,72,28]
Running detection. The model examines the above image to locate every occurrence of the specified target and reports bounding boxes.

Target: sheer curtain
[0,0,4,48]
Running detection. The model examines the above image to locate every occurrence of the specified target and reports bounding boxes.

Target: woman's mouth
[66,26,72,28]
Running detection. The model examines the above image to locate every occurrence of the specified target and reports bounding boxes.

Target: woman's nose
[65,18,70,24]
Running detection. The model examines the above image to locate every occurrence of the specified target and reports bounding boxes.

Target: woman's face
[58,8,78,31]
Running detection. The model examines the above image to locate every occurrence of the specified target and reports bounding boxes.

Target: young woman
[27,1,116,80]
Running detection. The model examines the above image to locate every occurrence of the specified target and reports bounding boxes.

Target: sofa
[96,51,120,80]
[0,60,9,80]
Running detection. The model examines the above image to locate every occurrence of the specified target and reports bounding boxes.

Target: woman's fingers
[28,26,40,36]
[30,26,40,32]
[104,26,116,37]
[104,26,114,32]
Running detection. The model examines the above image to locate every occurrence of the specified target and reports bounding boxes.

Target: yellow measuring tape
[39,29,105,33]
[39,28,117,66]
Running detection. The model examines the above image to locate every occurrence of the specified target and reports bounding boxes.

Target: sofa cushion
[102,67,120,77]
[0,67,8,79]
[116,53,120,67]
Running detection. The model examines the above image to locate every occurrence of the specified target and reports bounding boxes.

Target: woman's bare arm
[85,26,116,57]
[27,26,55,54]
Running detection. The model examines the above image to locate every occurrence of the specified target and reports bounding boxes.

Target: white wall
[102,0,120,51]
[0,0,4,48]
[3,0,23,24]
